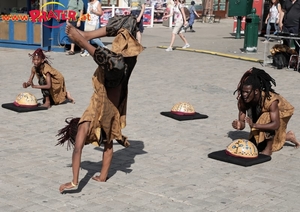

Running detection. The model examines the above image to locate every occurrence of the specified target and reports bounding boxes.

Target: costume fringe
[116,135,130,147]
[56,117,80,150]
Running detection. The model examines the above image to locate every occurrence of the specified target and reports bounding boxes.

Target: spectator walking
[81,0,106,57]
[263,0,281,43]
[185,1,199,32]
[130,0,145,43]
[66,0,84,55]
[163,0,189,52]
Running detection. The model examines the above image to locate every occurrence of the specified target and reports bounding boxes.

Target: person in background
[130,0,145,43]
[263,0,281,43]
[66,0,84,55]
[81,0,106,57]
[279,0,300,52]
[185,1,200,32]
[163,0,189,51]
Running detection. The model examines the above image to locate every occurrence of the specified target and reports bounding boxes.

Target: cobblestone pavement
[0,19,300,212]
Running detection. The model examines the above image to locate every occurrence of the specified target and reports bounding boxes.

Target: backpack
[272,52,289,69]
[183,7,190,21]
[288,55,298,70]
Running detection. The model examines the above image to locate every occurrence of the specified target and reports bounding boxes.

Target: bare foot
[65,22,87,44]
[66,91,75,104]
[286,131,300,148]
[39,103,51,108]
[59,182,78,193]
[92,175,108,182]
[260,149,272,156]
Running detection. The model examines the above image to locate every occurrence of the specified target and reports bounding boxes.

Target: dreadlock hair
[28,48,51,64]
[56,117,80,150]
[234,67,277,106]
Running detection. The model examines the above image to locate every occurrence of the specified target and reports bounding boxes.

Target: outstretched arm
[276,4,282,25]
[90,2,103,16]
[59,121,89,193]
[163,6,173,19]
[137,4,145,23]
[265,13,270,24]
[279,7,285,31]
[180,6,188,26]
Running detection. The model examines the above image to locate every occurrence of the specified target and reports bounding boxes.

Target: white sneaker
[166,47,173,52]
[182,43,190,49]
[80,52,89,57]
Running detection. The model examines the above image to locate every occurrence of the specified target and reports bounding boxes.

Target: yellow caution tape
[157,46,263,63]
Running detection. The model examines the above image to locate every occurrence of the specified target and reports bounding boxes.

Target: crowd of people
[64,0,300,53]
[64,0,201,54]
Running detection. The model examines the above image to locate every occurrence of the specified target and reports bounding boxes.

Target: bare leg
[66,91,75,104]
[80,27,107,41]
[92,141,113,182]
[90,85,121,182]
[286,131,300,148]
[178,33,189,45]
[59,121,90,193]
[168,33,176,48]
[70,43,75,52]
[40,96,51,108]
[136,31,142,44]
[260,139,273,156]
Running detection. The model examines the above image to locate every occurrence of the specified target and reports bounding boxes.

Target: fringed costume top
[33,63,67,104]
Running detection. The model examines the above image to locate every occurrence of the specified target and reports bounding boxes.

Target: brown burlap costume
[57,15,143,149]
[78,27,143,147]
[247,91,294,152]
[33,63,68,105]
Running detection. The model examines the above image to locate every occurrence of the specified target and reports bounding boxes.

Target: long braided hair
[56,117,81,150]
[234,67,277,108]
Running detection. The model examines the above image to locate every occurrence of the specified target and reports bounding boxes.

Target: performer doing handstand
[57,15,144,193]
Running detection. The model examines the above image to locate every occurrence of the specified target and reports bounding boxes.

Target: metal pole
[235,16,242,39]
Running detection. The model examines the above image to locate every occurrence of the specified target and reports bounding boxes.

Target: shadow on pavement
[62,140,147,194]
